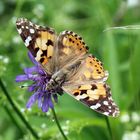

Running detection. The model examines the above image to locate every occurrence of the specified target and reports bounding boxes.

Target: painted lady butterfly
[16,18,120,117]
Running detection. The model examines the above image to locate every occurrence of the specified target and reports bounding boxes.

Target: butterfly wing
[63,54,109,85]
[55,31,89,70]
[56,31,108,82]
[62,54,119,117]
[16,18,56,74]
[62,83,119,117]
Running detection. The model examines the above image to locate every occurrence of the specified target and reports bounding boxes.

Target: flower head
[16,52,58,112]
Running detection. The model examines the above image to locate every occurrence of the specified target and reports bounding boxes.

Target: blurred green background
[0,0,140,140]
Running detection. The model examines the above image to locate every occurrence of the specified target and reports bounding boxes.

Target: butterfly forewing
[55,31,89,69]
[16,18,56,74]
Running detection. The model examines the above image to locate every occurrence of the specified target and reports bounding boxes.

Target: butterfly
[16,18,120,117]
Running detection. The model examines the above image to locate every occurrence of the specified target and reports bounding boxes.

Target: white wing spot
[76,94,88,100]
[35,25,40,29]
[30,28,35,34]
[103,112,109,116]
[103,101,109,106]
[29,22,33,26]
[61,31,67,35]
[108,106,111,109]
[90,103,101,109]
[25,36,32,47]
[26,26,29,29]
[108,97,113,100]
[21,26,24,29]
[17,28,22,34]
[16,22,21,25]
[112,102,116,106]
[20,20,24,24]
[112,110,119,117]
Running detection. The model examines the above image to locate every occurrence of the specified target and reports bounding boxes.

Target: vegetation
[0,0,140,140]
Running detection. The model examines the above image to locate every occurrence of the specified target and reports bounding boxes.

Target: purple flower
[16,52,58,112]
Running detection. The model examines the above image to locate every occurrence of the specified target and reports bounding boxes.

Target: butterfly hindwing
[62,53,119,117]
[83,55,108,80]
[16,18,56,74]
[63,54,108,86]
[63,83,119,117]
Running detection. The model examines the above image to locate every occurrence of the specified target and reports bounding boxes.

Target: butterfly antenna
[19,85,30,89]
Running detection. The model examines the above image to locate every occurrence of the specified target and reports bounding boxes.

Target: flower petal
[15,75,29,82]
[16,51,59,112]
[27,74,40,81]
[26,92,38,108]
[38,69,46,75]
[28,84,37,92]
[24,66,38,74]
[38,94,43,108]
[48,95,54,109]
[42,95,49,112]
[28,52,38,65]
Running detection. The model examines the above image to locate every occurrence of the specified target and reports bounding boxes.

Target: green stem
[51,108,68,140]
[0,78,39,139]
[105,117,113,140]
[4,106,24,135]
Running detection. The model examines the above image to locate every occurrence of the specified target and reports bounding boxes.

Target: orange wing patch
[56,31,89,68]
[35,30,55,65]
[72,83,106,101]
[61,31,88,55]
[67,54,108,84]
[81,55,108,81]
[85,55,107,79]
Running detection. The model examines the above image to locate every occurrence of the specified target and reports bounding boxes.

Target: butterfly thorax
[46,70,66,92]
[46,58,83,92]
